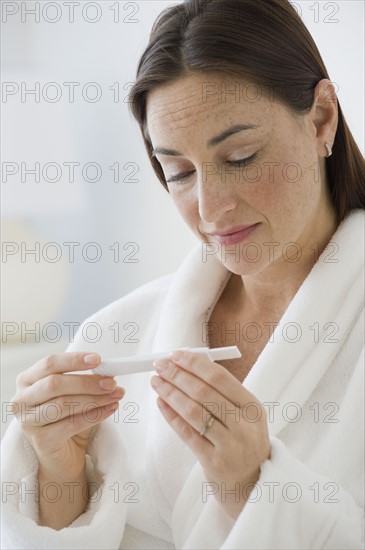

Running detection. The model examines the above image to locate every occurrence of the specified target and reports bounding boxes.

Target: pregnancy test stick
[93,346,241,377]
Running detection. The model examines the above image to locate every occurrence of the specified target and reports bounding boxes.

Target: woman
[2,0,364,548]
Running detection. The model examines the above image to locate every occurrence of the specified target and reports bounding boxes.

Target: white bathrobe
[1,209,364,550]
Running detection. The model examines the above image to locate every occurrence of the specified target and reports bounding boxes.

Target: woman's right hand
[9,352,125,481]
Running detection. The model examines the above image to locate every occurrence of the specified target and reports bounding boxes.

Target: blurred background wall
[1,0,364,433]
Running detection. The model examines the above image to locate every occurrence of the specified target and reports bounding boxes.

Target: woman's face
[146,72,336,275]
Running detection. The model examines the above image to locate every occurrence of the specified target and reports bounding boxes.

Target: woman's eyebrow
[150,123,258,158]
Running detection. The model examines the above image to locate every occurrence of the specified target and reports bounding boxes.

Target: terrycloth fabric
[1,209,364,549]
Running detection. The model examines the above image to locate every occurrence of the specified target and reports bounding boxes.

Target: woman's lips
[210,223,261,245]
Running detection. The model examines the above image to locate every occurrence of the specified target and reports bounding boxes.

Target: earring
[325,142,332,158]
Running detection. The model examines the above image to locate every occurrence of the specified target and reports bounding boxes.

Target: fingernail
[109,387,124,398]
[84,353,100,365]
[105,402,119,411]
[153,359,170,372]
[151,375,164,388]
[169,349,186,363]
[99,378,117,390]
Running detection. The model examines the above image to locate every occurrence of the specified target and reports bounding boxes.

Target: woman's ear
[310,78,338,158]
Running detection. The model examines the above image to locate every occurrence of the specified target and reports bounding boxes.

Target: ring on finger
[199,414,215,437]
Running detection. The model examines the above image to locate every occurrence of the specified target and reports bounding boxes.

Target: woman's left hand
[150,349,271,520]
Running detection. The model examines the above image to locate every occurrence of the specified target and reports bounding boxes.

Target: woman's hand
[9,352,125,482]
[150,349,271,520]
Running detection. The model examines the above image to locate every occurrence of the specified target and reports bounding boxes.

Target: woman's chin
[217,258,268,277]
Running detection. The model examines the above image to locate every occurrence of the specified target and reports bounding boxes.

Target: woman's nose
[197,167,238,222]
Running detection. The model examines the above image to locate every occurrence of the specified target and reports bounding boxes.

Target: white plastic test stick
[93,346,241,377]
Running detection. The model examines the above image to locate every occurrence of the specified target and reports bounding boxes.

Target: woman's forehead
[146,74,279,140]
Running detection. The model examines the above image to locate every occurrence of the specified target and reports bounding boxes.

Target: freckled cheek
[241,175,287,211]
[248,174,317,235]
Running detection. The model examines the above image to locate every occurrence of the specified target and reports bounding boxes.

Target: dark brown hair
[128,0,365,223]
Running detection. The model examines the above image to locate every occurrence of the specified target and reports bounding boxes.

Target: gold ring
[199,415,215,437]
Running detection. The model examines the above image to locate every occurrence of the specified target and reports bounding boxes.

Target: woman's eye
[166,153,259,184]
[226,153,258,168]
[166,170,194,184]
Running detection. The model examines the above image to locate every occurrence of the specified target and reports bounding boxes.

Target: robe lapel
[151,241,231,352]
